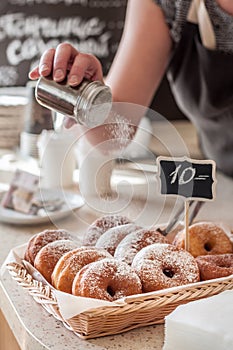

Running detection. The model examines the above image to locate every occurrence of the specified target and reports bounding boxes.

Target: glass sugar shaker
[35,76,112,128]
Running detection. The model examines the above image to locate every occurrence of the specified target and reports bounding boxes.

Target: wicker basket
[6,261,233,339]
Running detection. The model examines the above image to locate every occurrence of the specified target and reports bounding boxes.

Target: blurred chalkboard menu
[0,0,127,87]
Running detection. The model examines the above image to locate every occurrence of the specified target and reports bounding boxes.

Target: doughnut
[173,222,233,257]
[230,229,233,245]
[95,223,142,255]
[132,243,200,292]
[114,227,168,265]
[83,214,131,246]
[52,247,112,293]
[196,254,233,280]
[34,239,80,283]
[51,247,90,287]
[24,229,73,265]
[72,258,142,301]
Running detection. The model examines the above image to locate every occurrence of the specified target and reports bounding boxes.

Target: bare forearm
[106,0,172,106]
[29,0,172,147]
[216,0,233,15]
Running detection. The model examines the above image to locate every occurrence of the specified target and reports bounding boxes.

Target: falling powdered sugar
[105,112,136,152]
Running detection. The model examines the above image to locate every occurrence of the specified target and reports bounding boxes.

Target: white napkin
[163,290,233,350]
[54,290,119,319]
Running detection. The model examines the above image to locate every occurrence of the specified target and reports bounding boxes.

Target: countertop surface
[0,120,233,350]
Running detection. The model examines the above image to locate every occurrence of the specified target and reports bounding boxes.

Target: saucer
[0,188,84,225]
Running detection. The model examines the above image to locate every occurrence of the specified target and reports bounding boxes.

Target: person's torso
[155,0,233,176]
[154,0,233,53]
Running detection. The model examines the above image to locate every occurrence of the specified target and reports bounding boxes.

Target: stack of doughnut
[196,254,233,281]
[173,221,233,280]
[52,247,112,294]
[24,229,80,283]
[24,229,73,265]
[173,222,232,257]
[83,214,132,246]
[23,215,233,301]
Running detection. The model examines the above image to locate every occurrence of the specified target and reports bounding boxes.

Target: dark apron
[167,17,233,177]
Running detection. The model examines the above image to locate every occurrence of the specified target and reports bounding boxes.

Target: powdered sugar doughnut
[95,223,142,255]
[114,228,168,265]
[51,247,90,286]
[52,247,112,293]
[24,229,73,265]
[132,243,200,292]
[83,214,131,246]
[173,222,232,257]
[196,254,233,281]
[72,258,142,301]
[34,239,80,283]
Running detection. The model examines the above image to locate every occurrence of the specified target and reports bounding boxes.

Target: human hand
[29,43,104,128]
[29,42,104,87]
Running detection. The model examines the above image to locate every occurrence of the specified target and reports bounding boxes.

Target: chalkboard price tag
[157,156,216,201]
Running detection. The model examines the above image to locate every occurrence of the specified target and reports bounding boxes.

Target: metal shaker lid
[74,81,112,128]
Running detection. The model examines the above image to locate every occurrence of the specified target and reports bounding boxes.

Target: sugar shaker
[24,80,54,134]
[35,76,112,128]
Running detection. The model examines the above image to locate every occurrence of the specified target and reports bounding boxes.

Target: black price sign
[157,156,216,201]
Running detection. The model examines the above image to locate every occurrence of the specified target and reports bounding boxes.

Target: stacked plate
[20,131,40,158]
[0,95,28,149]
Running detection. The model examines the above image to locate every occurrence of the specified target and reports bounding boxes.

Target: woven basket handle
[187,0,216,50]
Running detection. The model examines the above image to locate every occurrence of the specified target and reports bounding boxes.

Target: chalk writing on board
[0,0,127,86]
[0,66,18,86]
[0,14,112,65]
[157,156,216,201]
[0,14,106,39]
[170,164,211,185]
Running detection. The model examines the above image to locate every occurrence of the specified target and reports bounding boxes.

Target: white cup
[75,137,114,200]
[38,130,76,188]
